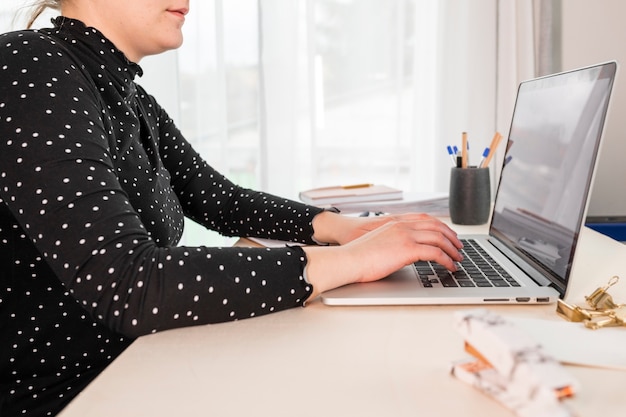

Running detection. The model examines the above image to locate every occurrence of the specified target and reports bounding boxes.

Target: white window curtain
[494,0,561,176]
[2,0,558,247]
[147,0,501,245]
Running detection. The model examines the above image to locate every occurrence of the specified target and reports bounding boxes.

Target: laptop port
[536,297,550,302]
[515,297,530,302]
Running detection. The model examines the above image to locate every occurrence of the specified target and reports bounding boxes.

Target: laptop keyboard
[413,239,521,288]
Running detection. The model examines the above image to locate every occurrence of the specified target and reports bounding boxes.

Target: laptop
[322,61,618,306]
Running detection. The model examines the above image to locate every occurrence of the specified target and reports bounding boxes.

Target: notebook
[321,61,618,306]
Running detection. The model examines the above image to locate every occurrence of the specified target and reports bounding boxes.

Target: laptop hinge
[488,237,564,293]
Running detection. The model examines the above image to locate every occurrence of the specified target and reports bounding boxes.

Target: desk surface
[59,224,626,417]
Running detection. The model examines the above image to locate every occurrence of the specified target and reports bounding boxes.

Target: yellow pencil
[341,183,373,189]
[461,131,468,168]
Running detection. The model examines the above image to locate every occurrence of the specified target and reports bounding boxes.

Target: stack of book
[299,184,449,216]
[298,183,403,206]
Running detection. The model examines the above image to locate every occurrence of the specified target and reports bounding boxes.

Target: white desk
[59,224,626,417]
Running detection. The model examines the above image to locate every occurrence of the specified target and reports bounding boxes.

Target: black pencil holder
[449,167,491,225]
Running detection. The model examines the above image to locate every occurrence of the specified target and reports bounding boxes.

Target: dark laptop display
[490,62,617,296]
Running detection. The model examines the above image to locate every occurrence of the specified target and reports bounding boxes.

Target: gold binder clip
[557,276,625,330]
[556,299,592,322]
[584,314,622,330]
[585,276,621,310]
[608,305,626,326]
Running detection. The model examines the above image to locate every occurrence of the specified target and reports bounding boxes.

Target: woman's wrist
[311,209,344,245]
[302,245,354,300]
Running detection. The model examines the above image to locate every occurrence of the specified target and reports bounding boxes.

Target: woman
[0,1,463,415]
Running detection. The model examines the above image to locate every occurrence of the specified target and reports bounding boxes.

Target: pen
[447,145,456,165]
[479,147,489,168]
[461,132,468,168]
[342,183,373,189]
[480,132,503,168]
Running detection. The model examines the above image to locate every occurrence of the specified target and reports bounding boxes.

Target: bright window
[2,0,499,247]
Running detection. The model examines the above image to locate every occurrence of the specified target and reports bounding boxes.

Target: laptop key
[452,271,469,280]
[439,275,458,287]
[419,276,441,288]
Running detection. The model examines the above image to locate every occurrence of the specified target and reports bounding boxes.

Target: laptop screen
[489,62,616,292]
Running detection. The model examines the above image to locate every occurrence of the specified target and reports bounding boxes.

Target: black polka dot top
[0,16,324,416]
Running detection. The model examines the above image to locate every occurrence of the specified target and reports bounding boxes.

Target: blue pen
[446,146,456,165]
[479,147,490,168]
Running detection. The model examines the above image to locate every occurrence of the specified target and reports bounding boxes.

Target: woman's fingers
[342,220,463,282]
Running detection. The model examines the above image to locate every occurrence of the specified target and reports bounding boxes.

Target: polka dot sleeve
[0,23,320,339]
[139,85,325,244]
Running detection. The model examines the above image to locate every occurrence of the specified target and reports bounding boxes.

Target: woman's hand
[312,210,459,246]
[303,213,463,300]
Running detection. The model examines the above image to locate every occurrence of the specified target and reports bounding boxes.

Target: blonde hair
[26,0,61,29]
